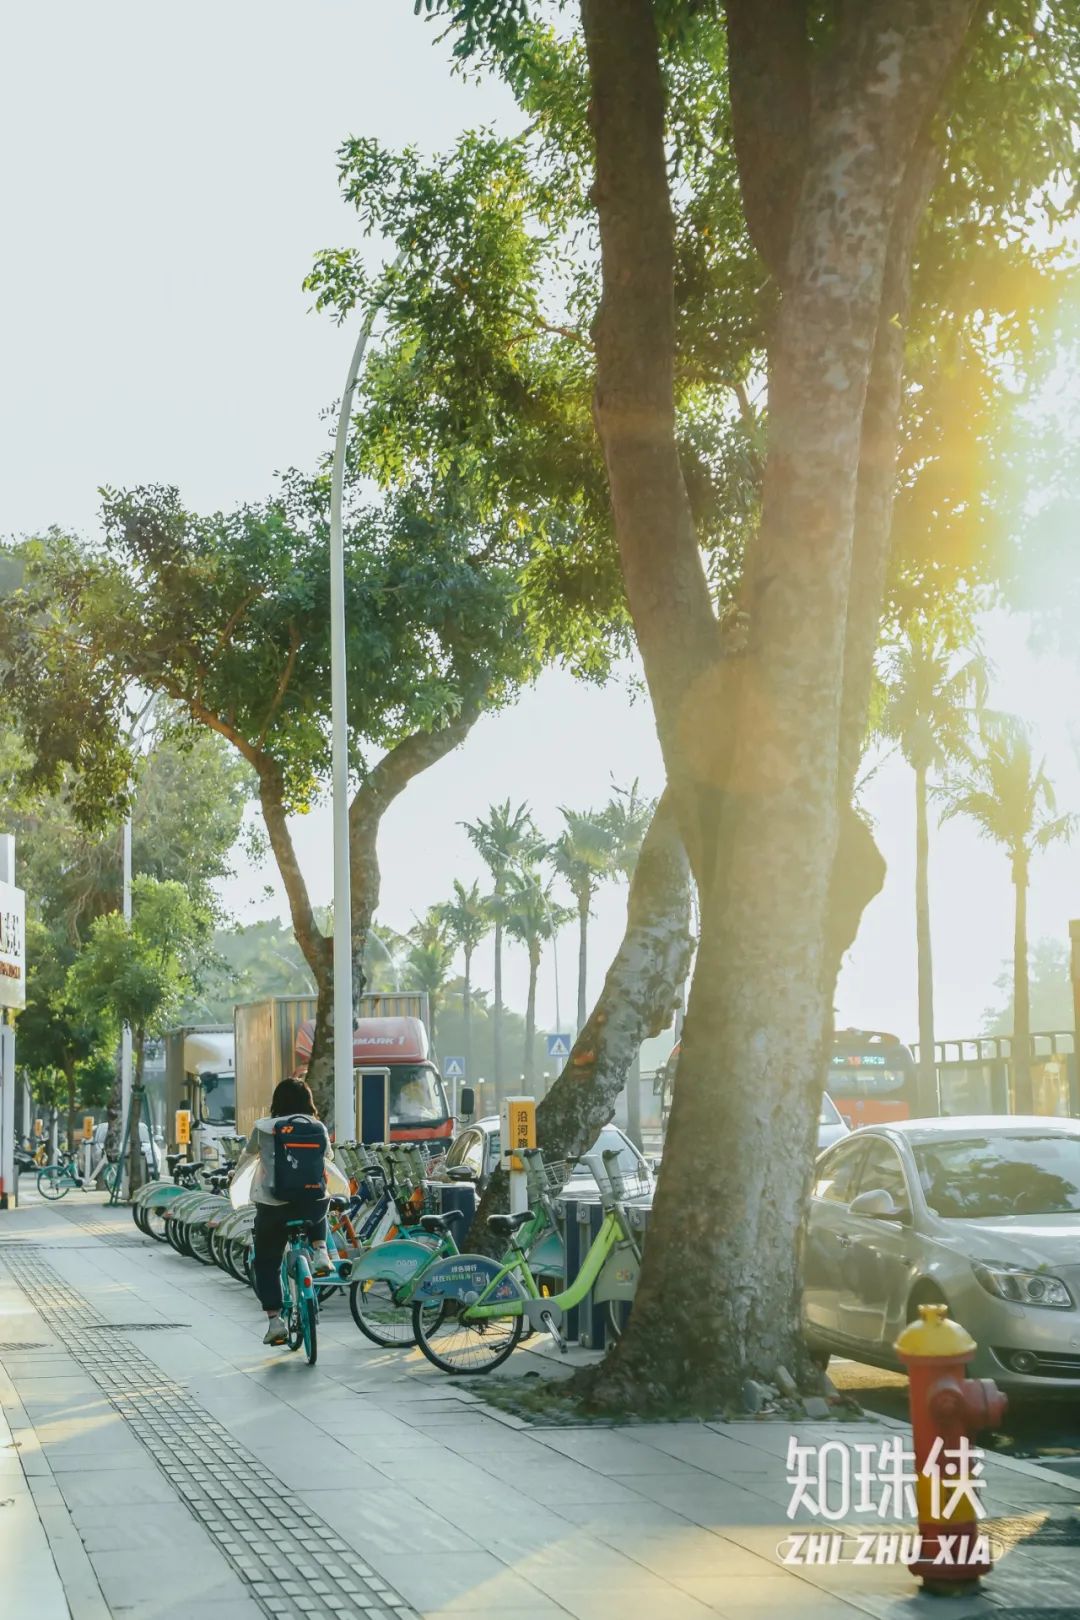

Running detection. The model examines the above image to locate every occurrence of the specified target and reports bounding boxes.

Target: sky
[5,2,1080,1060]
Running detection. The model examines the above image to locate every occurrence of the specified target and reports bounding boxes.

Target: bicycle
[281,1218,320,1364]
[37,1146,121,1200]
[409,1147,646,1374]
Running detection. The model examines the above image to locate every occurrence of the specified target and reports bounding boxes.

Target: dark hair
[270,1078,317,1118]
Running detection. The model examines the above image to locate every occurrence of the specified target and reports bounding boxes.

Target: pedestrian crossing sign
[442,1056,466,1080]
[546,1033,572,1061]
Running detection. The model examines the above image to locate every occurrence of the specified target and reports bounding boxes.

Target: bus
[829,1028,918,1127]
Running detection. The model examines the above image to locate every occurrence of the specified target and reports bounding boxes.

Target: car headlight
[972,1261,1073,1310]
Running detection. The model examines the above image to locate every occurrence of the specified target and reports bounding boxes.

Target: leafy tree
[362,922,411,993]
[178,918,315,1022]
[875,621,987,1113]
[437,879,491,1079]
[599,780,657,882]
[983,937,1076,1040]
[18,920,113,1149]
[4,475,532,1124]
[548,808,615,1033]
[943,718,1077,1112]
[406,907,456,1047]
[69,876,211,1188]
[503,867,572,1087]
[462,800,542,1100]
[407,0,1080,1405]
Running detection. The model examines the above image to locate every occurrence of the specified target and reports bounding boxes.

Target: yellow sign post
[500,1095,537,1215]
[175,1109,192,1147]
[82,1115,95,1141]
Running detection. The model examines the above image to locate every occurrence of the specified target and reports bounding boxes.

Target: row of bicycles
[131,1140,651,1375]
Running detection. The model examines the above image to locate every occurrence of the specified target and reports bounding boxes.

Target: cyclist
[230,1078,334,1345]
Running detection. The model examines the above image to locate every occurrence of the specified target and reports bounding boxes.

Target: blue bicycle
[282,1220,319,1364]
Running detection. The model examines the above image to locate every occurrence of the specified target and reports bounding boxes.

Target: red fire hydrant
[895,1303,1007,1593]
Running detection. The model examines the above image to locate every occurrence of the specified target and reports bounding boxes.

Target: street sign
[546,1033,572,1062]
[0,878,25,1011]
[442,1056,466,1080]
[82,1115,95,1141]
[175,1110,192,1146]
[500,1095,537,1171]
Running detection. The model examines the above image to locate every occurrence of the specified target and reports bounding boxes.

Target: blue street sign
[442,1056,466,1080]
[546,1033,572,1061]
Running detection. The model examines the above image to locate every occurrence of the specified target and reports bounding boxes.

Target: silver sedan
[802,1116,1080,1394]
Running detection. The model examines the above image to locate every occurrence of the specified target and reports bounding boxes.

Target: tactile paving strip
[2,1248,415,1619]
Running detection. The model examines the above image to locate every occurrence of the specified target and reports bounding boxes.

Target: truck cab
[165,1027,236,1163]
[293,1014,453,1149]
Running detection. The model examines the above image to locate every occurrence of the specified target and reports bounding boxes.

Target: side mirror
[849,1187,908,1221]
[459,1087,475,1119]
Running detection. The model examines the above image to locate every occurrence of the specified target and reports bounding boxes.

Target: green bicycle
[348,1153,566,1347]
[282,1219,319,1364]
[410,1148,645,1374]
[38,1146,121,1200]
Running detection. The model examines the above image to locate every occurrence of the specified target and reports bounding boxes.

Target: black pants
[252,1199,329,1314]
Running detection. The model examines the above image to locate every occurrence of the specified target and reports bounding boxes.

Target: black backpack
[271,1115,328,1201]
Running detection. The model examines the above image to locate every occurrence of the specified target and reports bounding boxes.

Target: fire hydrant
[895,1302,1007,1593]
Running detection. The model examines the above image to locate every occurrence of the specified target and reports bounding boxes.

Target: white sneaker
[262,1316,288,1345]
[310,1244,332,1276]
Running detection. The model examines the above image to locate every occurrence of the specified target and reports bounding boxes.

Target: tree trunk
[576,893,589,1035]
[469,794,691,1247]
[524,943,539,1090]
[463,946,473,1082]
[1012,852,1033,1113]
[303,958,338,1124]
[104,1042,123,1157]
[579,0,978,1408]
[430,990,439,1053]
[127,1029,146,1195]
[492,912,504,1104]
[914,764,938,1116]
[64,1054,78,1158]
[625,1047,642,1150]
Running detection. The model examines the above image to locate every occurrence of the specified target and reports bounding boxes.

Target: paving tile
[55,1466,182,1508]
[87,1547,245,1607]
[298,1484,482,1557]
[70,1500,234,1552]
[366,1548,565,1611]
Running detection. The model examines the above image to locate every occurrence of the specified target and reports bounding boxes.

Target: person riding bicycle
[230,1078,334,1346]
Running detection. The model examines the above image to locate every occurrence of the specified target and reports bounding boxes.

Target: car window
[855,1139,910,1208]
[445,1130,484,1176]
[812,1138,867,1204]
[914,1133,1080,1218]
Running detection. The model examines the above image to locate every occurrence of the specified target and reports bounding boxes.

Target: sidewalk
[3,1193,1080,1620]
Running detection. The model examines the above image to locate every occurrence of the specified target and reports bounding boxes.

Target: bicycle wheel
[302,1289,318,1365]
[37,1166,70,1200]
[188,1221,216,1266]
[101,1162,121,1193]
[412,1296,524,1375]
[144,1203,171,1242]
[349,1279,442,1348]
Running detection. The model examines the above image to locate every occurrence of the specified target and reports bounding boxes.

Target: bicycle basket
[608,1167,652,1202]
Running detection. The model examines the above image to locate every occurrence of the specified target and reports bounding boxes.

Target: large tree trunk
[579,0,977,1408]
[470,794,691,1247]
[575,893,589,1034]
[523,944,539,1089]
[492,912,505,1104]
[915,764,938,1116]
[64,1054,78,1158]
[1012,853,1033,1113]
[127,1029,146,1195]
[463,946,473,1082]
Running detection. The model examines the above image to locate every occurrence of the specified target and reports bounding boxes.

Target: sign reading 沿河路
[0,880,26,1010]
[500,1095,537,1171]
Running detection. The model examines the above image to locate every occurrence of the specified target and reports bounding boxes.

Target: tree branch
[255,621,301,750]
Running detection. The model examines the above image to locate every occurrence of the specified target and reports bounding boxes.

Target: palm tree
[503,869,572,1090]
[943,717,1077,1112]
[437,879,490,1081]
[599,779,657,880]
[406,908,455,1049]
[876,622,987,1115]
[462,801,542,1094]
[548,808,615,1034]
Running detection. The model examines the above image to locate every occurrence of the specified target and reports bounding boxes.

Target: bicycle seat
[419,1210,465,1235]
[487,1211,531,1237]
[328,1195,350,1212]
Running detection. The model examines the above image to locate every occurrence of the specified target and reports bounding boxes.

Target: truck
[233,993,454,1150]
[164,1026,237,1160]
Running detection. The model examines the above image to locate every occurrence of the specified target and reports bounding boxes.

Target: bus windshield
[829,1031,916,1125]
[389,1064,449,1127]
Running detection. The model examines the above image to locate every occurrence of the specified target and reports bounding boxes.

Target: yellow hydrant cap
[894,1302,976,1358]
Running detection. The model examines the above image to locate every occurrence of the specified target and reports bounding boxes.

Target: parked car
[91,1120,157,1170]
[435,1115,654,1200]
[817,1092,849,1152]
[803,1115,1080,1393]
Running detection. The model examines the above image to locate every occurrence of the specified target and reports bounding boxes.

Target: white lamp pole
[328,296,385,1138]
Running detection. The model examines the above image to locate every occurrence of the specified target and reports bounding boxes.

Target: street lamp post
[328,296,386,1138]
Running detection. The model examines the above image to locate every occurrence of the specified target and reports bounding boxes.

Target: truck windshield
[389,1064,448,1126]
[200,1073,236,1124]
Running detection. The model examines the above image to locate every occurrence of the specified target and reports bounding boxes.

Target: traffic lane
[829,1356,1080,1472]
